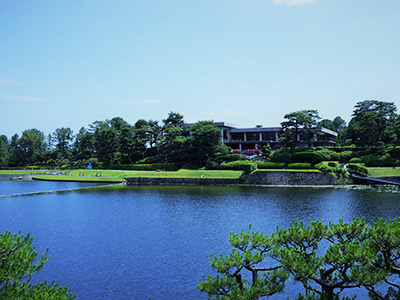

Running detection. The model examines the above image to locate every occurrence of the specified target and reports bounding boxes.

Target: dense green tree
[199,218,400,300]
[133,119,150,160]
[347,100,397,147]
[189,121,229,165]
[51,127,74,158]
[0,135,9,167]
[160,112,189,163]
[118,123,135,164]
[280,110,320,153]
[147,120,162,157]
[333,116,346,132]
[92,121,118,168]
[162,111,185,128]
[72,127,95,161]
[0,230,75,299]
[319,119,336,132]
[8,129,46,166]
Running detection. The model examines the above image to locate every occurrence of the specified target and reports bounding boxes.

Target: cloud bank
[273,0,316,5]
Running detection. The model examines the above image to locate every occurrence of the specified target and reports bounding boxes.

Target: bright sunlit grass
[367,167,400,177]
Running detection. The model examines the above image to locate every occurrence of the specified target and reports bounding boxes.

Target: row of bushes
[219,160,312,171]
[109,163,180,171]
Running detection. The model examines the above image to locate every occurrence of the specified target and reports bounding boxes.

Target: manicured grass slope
[367,167,400,177]
[33,169,243,182]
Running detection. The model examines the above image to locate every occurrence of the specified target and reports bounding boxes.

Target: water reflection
[1,184,400,299]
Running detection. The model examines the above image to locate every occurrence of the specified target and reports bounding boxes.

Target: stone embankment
[125,170,335,186]
[125,177,239,186]
[0,174,34,180]
[245,171,334,186]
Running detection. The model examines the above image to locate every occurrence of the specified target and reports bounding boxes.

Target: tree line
[1,100,400,169]
[0,112,231,169]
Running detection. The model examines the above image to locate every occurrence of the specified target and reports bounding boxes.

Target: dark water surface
[1,181,400,299]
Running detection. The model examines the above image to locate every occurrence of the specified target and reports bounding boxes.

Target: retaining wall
[125,177,239,186]
[0,174,34,180]
[125,170,335,186]
[245,170,334,185]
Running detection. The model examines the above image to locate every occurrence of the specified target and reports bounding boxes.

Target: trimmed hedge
[219,160,256,171]
[347,163,368,176]
[314,163,348,178]
[256,162,285,169]
[288,163,311,170]
[292,152,324,165]
[270,149,292,164]
[110,163,180,171]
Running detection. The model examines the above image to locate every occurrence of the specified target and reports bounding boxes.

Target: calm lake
[1,180,400,299]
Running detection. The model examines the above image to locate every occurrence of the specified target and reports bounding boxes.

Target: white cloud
[0,80,16,86]
[273,0,316,5]
[2,95,43,102]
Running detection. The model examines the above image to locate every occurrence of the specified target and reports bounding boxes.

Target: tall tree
[51,127,74,158]
[147,120,162,157]
[318,119,336,132]
[189,121,229,165]
[134,119,150,160]
[280,110,320,152]
[0,135,9,167]
[160,112,189,163]
[162,111,185,128]
[8,129,46,166]
[72,127,95,161]
[333,116,346,132]
[92,121,118,168]
[348,100,397,146]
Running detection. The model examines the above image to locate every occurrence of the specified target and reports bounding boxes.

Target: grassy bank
[367,167,400,177]
[32,169,243,182]
[0,170,51,175]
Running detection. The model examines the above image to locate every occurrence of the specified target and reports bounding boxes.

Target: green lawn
[367,167,400,177]
[2,168,320,183]
[32,169,243,182]
[0,170,51,175]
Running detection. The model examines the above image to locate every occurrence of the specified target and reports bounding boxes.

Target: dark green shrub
[337,151,354,162]
[389,146,400,159]
[292,152,324,165]
[349,157,362,163]
[314,163,348,179]
[225,153,243,162]
[358,154,397,167]
[347,163,368,176]
[256,162,285,169]
[288,163,311,169]
[205,160,219,170]
[328,161,339,168]
[316,149,340,161]
[243,163,257,173]
[270,149,292,164]
[220,160,256,171]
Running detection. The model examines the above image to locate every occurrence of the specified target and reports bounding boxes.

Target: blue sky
[1,0,399,137]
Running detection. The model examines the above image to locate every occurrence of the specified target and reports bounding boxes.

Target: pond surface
[1,181,400,299]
